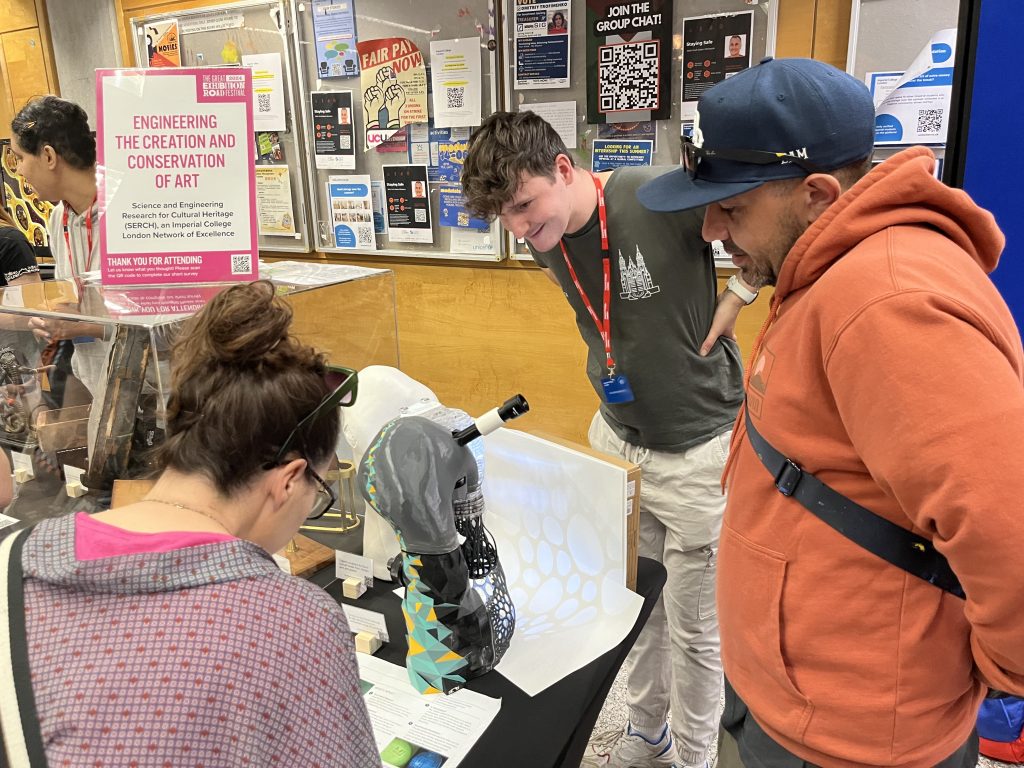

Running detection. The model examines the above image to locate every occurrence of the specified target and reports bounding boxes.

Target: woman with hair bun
[5,280,380,767]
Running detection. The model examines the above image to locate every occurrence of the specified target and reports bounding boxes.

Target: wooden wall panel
[813,0,854,68]
[1,29,50,110]
[0,0,57,140]
[0,0,38,34]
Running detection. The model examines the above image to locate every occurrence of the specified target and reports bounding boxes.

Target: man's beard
[740,212,806,288]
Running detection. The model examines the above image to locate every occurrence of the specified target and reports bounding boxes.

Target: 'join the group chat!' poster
[586,0,673,124]
[356,38,428,151]
[96,67,257,285]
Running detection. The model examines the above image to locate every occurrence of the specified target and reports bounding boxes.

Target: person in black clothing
[0,207,40,286]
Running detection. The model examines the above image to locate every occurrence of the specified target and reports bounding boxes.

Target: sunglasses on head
[271,365,357,520]
[273,365,358,466]
[681,135,825,180]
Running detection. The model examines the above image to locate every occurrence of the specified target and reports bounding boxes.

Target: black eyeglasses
[681,136,825,180]
[270,365,358,519]
[306,465,336,520]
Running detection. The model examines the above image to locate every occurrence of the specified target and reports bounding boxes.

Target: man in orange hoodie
[637,57,1024,767]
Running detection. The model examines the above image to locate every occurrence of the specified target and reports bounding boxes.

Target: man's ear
[41,145,58,171]
[798,173,842,225]
[553,153,574,184]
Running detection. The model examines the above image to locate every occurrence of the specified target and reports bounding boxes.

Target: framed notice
[681,12,753,120]
[382,165,432,244]
[311,91,356,170]
[96,67,257,285]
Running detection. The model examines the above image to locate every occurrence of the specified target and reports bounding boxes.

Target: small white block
[342,576,367,599]
[13,468,30,484]
[354,631,382,655]
[66,480,87,498]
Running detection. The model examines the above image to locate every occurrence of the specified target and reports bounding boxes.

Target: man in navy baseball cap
[637,56,875,287]
[652,57,1018,768]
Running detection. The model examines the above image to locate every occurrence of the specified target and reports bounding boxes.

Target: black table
[324,557,666,768]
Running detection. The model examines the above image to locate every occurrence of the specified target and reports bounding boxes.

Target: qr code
[916,109,943,136]
[231,253,252,275]
[257,92,271,113]
[446,87,465,110]
[598,40,660,113]
[414,209,427,223]
[357,226,373,247]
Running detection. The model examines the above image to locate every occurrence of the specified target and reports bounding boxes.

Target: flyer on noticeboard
[429,38,482,128]
[96,67,257,286]
[383,165,432,244]
[867,28,956,145]
[356,38,429,150]
[326,174,376,250]
[514,0,570,89]
[312,0,360,78]
[145,20,180,68]
[254,166,295,237]
[680,12,753,119]
[311,91,356,170]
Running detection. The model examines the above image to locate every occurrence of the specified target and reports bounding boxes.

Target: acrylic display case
[0,264,397,524]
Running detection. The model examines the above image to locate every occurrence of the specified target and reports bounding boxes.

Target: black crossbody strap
[744,409,965,599]
[0,527,48,767]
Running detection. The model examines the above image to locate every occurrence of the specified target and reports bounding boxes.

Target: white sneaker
[583,722,676,767]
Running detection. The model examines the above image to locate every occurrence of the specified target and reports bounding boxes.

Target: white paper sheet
[430,38,482,128]
[359,654,501,768]
[481,429,643,697]
[869,28,957,145]
[519,101,577,148]
[242,53,287,132]
[258,260,385,286]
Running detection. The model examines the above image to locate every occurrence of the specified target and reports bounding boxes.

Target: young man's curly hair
[461,111,573,220]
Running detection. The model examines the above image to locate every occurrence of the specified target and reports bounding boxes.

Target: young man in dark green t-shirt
[463,111,756,768]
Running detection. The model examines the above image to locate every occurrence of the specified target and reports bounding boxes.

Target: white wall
[45,0,123,124]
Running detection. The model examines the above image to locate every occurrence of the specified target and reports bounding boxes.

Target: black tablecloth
[328,556,666,768]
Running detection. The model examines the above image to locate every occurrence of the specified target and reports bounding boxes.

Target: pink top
[74,511,236,561]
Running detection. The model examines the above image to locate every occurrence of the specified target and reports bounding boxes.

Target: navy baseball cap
[637,57,875,212]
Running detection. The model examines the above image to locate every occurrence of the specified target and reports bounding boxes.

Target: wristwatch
[725,274,758,304]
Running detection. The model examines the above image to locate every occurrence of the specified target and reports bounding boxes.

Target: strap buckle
[774,460,803,497]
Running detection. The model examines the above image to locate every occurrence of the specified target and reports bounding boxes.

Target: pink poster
[96,67,257,286]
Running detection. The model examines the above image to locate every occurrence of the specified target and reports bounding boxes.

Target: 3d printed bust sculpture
[357,396,528,694]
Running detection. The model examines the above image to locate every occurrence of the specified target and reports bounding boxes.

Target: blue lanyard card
[601,373,635,404]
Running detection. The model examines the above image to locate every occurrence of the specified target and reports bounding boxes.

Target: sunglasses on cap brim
[681,136,825,180]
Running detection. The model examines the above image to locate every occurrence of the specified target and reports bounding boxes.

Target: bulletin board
[129,0,314,254]
[504,0,778,259]
[292,0,502,262]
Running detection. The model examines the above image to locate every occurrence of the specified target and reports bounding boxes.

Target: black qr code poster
[586,0,672,124]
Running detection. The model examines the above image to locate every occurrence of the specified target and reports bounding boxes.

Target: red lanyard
[63,197,96,277]
[559,173,616,376]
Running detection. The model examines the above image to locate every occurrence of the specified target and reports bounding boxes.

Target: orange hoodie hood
[775,147,1005,301]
